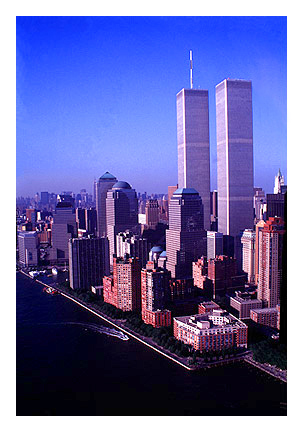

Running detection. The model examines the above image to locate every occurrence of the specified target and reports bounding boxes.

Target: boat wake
[63,322,129,341]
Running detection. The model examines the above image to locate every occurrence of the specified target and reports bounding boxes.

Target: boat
[51,267,58,276]
[43,287,58,295]
[29,271,40,279]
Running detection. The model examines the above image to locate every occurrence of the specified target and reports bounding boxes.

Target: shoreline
[17,269,287,381]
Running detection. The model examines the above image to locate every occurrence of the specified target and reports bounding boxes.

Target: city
[16,16,287,417]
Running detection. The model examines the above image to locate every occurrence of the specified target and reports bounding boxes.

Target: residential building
[258,217,285,308]
[198,300,221,314]
[173,310,248,352]
[192,257,208,290]
[241,229,256,283]
[230,294,262,319]
[103,257,141,312]
[177,89,211,230]
[255,220,266,284]
[250,307,279,329]
[116,230,149,268]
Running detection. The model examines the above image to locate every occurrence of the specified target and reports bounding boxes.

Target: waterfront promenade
[18,269,286,381]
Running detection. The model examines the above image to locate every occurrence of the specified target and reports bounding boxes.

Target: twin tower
[177,78,254,238]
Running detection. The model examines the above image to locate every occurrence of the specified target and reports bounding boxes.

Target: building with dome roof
[106,181,139,269]
[95,171,117,237]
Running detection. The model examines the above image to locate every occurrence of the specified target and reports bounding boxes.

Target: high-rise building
[177,89,211,230]
[207,231,223,260]
[254,220,266,285]
[216,79,254,238]
[210,190,218,231]
[85,208,97,235]
[103,257,141,311]
[266,193,285,220]
[116,230,149,268]
[106,181,138,268]
[241,229,256,284]
[145,199,160,229]
[96,172,117,238]
[40,192,49,206]
[17,231,38,267]
[141,265,171,328]
[192,257,208,290]
[68,237,110,290]
[253,187,266,222]
[50,202,77,264]
[166,188,205,279]
[258,217,285,308]
[76,208,86,230]
[274,169,285,194]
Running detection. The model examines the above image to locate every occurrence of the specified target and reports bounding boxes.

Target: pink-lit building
[250,307,279,329]
[173,309,247,352]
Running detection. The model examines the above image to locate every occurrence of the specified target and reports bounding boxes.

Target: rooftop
[112,181,132,190]
[173,187,199,196]
[99,171,117,180]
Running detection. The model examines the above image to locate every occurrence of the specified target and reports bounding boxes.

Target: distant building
[266,193,285,220]
[230,293,262,319]
[258,217,285,308]
[173,310,248,352]
[145,199,160,229]
[76,208,86,230]
[103,257,141,312]
[207,231,223,260]
[274,169,285,194]
[68,236,110,290]
[85,208,97,236]
[18,231,38,267]
[241,229,256,284]
[210,190,218,231]
[253,187,266,222]
[96,171,117,238]
[106,181,138,269]
[166,188,206,279]
[141,265,171,328]
[250,307,279,329]
[216,79,254,239]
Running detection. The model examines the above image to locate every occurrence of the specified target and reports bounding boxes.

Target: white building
[18,231,38,267]
[241,229,256,283]
[274,169,285,194]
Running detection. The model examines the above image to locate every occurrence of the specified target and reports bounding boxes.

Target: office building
[166,188,206,279]
[254,187,266,222]
[50,202,77,264]
[141,265,171,328]
[106,181,139,268]
[173,310,248,352]
[68,237,110,290]
[230,293,262,319]
[40,191,50,206]
[96,171,117,238]
[216,79,254,238]
[241,229,256,284]
[116,230,149,268]
[145,199,160,229]
[177,89,211,230]
[85,208,97,235]
[274,169,285,194]
[210,190,218,231]
[266,193,285,220]
[207,231,223,260]
[103,257,141,312]
[17,231,38,267]
[76,208,86,231]
[258,217,285,308]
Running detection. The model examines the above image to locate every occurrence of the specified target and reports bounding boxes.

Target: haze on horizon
[16,16,287,198]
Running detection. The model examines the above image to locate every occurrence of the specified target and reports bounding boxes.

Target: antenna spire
[190,50,193,89]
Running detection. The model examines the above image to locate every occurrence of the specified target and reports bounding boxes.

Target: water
[16,273,287,416]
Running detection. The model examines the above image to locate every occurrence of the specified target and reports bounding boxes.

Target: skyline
[16,16,287,197]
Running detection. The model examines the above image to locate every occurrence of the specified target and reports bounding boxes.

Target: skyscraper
[216,79,254,238]
[17,231,38,267]
[95,172,117,238]
[68,236,110,290]
[177,89,211,230]
[50,202,77,264]
[116,230,149,268]
[207,231,223,260]
[258,217,285,308]
[145,199,159,229]
[241,229,256,284]
[106,181,138,268]
[274,169,285,194]
[166,188,205,279]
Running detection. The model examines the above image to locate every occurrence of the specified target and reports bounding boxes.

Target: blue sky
[16,16,287,197]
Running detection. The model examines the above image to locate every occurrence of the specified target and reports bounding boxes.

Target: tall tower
[258,217,285,307]
[176,54,211,230]
[95,172,117,238]
[274,169,285,194]
[106,181,138,268]
[241,229,256,284]
[216,79,254,238]
[166,188,205,279]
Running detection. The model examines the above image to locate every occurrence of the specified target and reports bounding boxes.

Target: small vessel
[51,267,58,276]
[43,287,58,295]
[29,271,40,278]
